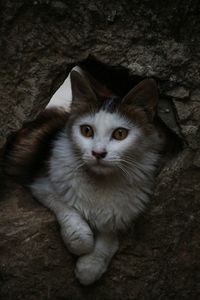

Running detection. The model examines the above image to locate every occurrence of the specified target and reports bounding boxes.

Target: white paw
[61,228,94,256]
[75,255,107,285]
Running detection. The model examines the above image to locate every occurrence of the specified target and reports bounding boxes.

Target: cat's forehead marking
[101,95,121,112]
[78,110,132,132]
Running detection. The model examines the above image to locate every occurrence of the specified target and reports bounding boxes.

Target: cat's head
[68,70,160,175]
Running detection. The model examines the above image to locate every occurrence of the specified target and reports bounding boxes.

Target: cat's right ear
[70,70,98,113]
[121,79,158,121]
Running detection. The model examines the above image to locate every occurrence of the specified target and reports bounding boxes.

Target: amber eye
[112,128,128,140]
[80,125,94,138]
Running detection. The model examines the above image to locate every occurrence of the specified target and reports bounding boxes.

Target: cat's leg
[30,178,94,256]
[75,232,119,285]
[56,205,94,256]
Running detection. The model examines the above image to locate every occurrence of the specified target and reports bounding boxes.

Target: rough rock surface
[0,1,200,299]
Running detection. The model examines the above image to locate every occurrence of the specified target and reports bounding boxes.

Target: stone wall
[0,1,199,299]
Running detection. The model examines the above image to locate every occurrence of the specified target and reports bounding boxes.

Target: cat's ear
[70,70,98,112]
[122,79,158,120]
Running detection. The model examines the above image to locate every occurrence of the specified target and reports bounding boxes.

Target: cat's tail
[2,108,69,185]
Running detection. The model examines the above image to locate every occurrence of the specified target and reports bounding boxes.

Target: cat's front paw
[75,255,107,285]
[61,228,94,256]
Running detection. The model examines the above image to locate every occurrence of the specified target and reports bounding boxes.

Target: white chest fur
[66,174,149,231]
[46,133,155,232]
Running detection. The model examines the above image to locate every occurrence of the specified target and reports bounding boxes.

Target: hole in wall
[79,56,185,157]
[79,56,144,97]
[2,55,185,183]
[33,55,185,159]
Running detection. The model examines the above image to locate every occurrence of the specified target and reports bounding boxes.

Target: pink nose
[92,150,107,159]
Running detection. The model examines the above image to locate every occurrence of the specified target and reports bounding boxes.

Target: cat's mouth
[85,159,114,174]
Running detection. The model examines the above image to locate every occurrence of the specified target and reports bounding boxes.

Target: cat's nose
[92,150,107,159]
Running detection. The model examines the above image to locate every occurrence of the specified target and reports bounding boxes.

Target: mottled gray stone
[193,150,200,168]
[174,101,200,123]
[166,86,190,99]
[191,89,200,101]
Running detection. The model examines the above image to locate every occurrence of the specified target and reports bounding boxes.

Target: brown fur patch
[68,70,114,127]
[3,108,69,184]
[70,71,99,116]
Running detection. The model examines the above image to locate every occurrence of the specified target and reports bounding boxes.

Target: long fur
[3,67,173,285]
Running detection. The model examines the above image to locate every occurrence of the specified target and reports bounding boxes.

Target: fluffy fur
[4,108,69,184]
[4,68,164,285]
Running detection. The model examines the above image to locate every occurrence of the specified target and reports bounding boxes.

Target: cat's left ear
[122,79,158,120]
[70,70,98,112]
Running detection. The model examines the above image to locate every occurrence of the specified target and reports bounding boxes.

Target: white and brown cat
[4,67,164,285]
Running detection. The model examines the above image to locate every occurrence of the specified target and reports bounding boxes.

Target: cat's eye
[80,125,94,138]
[112,128,128,141]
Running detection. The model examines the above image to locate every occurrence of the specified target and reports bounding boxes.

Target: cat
[4,67,164,285]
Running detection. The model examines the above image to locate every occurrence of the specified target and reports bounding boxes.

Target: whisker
[111,156,150,181]
[117,163,132,179]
